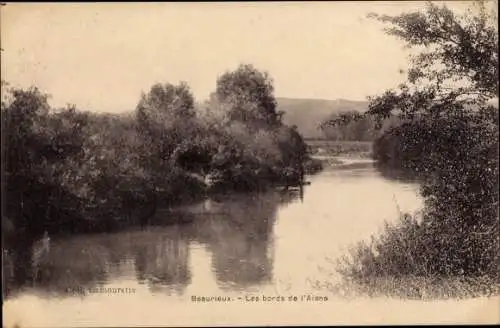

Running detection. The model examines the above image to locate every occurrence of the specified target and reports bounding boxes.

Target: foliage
[2,85,90,238]
[214,64,283,129]
[368,1,498,100]
[2,65,316,254]
[205,64,311,190]
[338,0,499,295]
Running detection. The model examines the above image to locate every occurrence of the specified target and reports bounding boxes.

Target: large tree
[366,0,499,277]
[2,84,90,239]
[135,82,197,174]
[214,64,283,129]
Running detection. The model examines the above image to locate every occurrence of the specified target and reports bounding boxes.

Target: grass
[331,208,499,301]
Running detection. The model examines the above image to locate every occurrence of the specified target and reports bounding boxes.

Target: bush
[335,212,499,300]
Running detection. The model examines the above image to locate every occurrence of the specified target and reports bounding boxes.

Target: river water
[3,157,498,326]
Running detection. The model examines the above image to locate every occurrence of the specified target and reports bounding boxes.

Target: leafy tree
[136,82,196,155]
[215,64,282,129]
[361,0,499,278]
[137,82,196,122]
[202,64,312,189]
[134,82,198,190]
[367,1,498,119]
[2,86,89,240]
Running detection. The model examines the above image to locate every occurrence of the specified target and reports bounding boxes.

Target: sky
[1,1,478,113]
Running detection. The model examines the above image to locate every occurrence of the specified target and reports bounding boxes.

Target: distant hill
[276,97,369,139]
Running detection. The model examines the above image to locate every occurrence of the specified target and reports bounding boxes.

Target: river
[3,157,498,326]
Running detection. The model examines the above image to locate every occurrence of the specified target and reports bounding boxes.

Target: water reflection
[191,192,283,291]
[3,189,300,299]
[134,226,191,295]
[374,162,419,183]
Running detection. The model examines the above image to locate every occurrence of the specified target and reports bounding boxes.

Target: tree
[2,85,90,240]
[137,82,196,122]
[215,64,282,129]
[136,82,196,150]
[367,1,498,120]
[365,0,499,277]
[134,82,197,181]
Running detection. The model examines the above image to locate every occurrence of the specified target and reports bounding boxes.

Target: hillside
[277,98,369,139]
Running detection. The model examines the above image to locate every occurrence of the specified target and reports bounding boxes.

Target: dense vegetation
[1,64,319,251]
[336,1,499,298]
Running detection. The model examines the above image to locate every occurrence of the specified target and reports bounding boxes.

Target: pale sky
[1,1,476,113]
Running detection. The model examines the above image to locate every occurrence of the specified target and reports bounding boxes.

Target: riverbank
[297,154,499,301]
[1,159,321,300]
[3,160,498,326]
[2,66,316,268]
[322,155,500,301]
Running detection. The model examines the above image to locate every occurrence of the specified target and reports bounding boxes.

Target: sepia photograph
[1,1,499,327]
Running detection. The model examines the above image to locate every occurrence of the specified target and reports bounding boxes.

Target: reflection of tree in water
[6,237,111,298]
[3,241,36,298]
[374,161,419,183]
[133,226,191,295]
[3,190,300,298]
[4,227,192,299]
[192,191,293,291]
